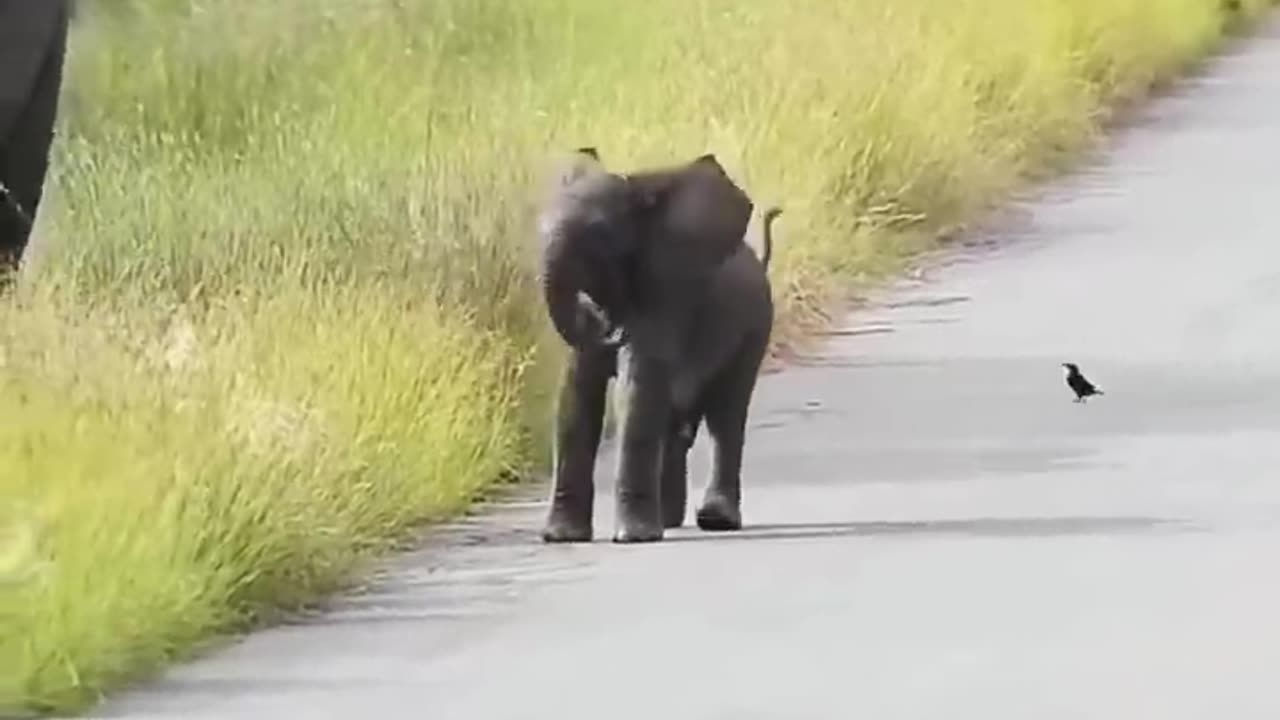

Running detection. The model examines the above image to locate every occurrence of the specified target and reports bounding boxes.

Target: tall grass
[1,0,1269,714]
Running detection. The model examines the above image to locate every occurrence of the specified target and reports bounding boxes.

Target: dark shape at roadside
[1062,362,1104,403]
[0,0,72,282]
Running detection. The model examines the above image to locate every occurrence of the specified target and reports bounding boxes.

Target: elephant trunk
[541,231,588,348]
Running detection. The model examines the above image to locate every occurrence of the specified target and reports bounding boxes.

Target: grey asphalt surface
[93,19,1280,720]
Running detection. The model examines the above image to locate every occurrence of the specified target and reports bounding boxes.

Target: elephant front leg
[613,357,672,543]
[543,347,614,543]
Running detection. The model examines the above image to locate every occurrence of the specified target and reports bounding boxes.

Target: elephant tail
[759,206,783,270]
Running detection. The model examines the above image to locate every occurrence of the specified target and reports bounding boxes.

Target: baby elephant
[537,148,780,543]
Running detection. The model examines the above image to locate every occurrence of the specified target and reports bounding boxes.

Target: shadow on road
[664,515,1201,543]
[91,675,412,716]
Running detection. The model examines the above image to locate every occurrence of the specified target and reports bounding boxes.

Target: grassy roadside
[1,0,1272,714]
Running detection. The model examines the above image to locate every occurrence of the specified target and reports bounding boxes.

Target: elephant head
[536,149,754,350]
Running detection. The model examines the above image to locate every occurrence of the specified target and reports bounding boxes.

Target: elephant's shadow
[657,515,1200,543]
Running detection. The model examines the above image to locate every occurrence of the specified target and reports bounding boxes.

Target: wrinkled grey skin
[0,0,70,281]
[537,148,777,543]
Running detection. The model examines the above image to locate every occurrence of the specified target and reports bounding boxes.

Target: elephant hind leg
[661,411,700,529]
[696,340,766,532]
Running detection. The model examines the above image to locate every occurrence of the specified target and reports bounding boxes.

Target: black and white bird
[1062,362,1103,403]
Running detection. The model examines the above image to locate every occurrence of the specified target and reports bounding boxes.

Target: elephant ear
[536,146,608,241]
[628,153,754,274]
[556,146,605,188]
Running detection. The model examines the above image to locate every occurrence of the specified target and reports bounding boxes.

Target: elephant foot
[541,511,593,543]
[542,523,593,543]
[696,494,742,532]
[612,515,664,543]
[614,486,665,542]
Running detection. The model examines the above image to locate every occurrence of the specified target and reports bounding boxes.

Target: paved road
[95,19,1280,720]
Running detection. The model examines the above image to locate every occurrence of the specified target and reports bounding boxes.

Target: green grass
[0,0,1272,714]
